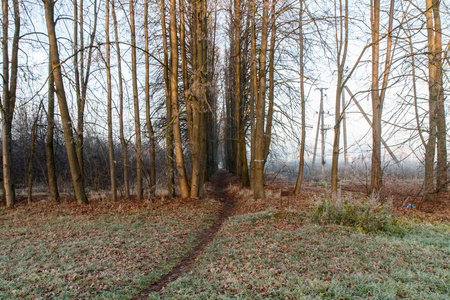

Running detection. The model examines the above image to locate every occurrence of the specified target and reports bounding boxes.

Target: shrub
[310,196,398,234]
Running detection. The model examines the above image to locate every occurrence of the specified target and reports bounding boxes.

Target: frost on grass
[0,197,221,299]
[153,211,450,300]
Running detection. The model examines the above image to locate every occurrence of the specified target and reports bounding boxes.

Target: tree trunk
[263,1,276,164]
[161,0,175,197]
[330,0,348,200]
[27,105,42,204]
[249,0,257,190]
[129,0,143,200]
[75,0,98,178]
[370,0,381,196]
[370,0,395,198]
[145,0,156,198]
[253,0,270,199]
[169,0,190,198]
[44,0,88,205]
[190,0,208,198]
[234,0,250,187]
[424,0,446,199]
[105,0,117,201]
[294,0,306,195]
[431,0,447,192]
[1,0,20,207]
[46,50,59,202]
[111,0,130,197]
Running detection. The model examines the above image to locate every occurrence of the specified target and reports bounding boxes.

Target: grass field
[152,211,450,299]
[1,187,449,299]
[0,197,220,299]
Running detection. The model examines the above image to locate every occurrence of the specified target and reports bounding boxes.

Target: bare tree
[74,0,99,177]
[1,0,20,207]
[294,0,306,194]
[43,0,88,205]
[160,0,175,197]
[46,49,59,202]
[105,0,117,201]
[169,0,190,198]
[330,0,349,200]
[144,0,156,198]
[252,0,270,199]
[129,0,143,200]
[370,0,395,197]
[424,0,447,201]
[111,0,130,197]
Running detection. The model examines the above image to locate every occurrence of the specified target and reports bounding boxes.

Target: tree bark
[44,0,88,205]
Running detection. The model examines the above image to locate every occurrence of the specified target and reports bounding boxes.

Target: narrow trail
[131,170,235,299]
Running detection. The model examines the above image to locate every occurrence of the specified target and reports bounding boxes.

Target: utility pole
[312,88,327,181]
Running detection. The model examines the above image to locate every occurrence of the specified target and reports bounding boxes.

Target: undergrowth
[310,196,402,234]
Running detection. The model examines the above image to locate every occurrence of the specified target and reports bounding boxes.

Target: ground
[0,172,449,299]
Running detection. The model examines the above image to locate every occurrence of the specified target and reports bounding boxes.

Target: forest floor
[0,172,449,299]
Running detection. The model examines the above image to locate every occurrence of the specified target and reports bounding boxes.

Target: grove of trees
[1,0,448,207]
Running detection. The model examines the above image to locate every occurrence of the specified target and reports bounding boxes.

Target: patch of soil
[131,170,236,299]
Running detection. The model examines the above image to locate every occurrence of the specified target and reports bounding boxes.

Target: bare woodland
[0,0,449,207]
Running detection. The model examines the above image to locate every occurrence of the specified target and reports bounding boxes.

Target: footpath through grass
[153,210,450,299]
[0,197,220,299]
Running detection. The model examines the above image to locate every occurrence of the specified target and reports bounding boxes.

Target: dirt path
[131,170,235,299]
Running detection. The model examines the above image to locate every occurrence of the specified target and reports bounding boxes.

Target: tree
[189,0,209,198]
[46,49,59,202]
[1,0,20,207]
[111,0,130,198]
[129,0,143,201]
[144,0,156,198]
[43,0,88,205]
[234,0,250,187]
[169,0,190,198]
[252,0,270,199]
[27,103,43,204]
[105,0,117,201]
[74,0,99,178]
[294,0,306,195]
[330,0,349,200]
[424,0,447,201]
[370,0,395,197]
[160,0,175,197]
